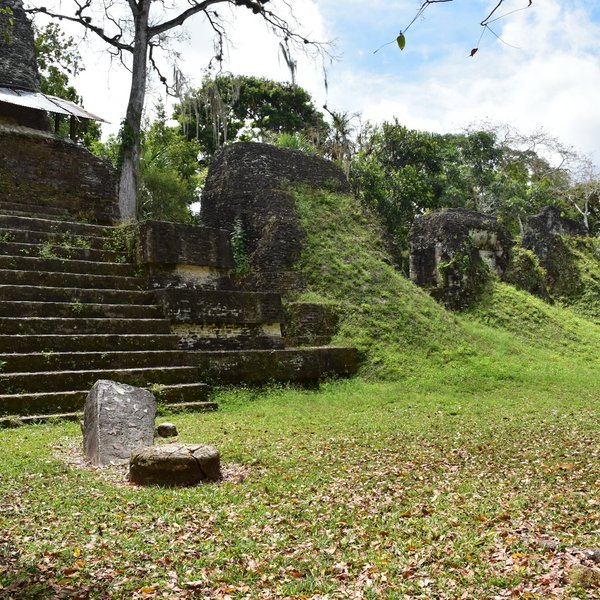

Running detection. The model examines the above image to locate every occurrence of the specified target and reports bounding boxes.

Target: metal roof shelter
[0,86,107,122]
[0,0,106,133]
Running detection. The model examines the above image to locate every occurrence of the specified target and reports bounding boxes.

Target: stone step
[0,412,81,428]
[0,214,112,238]
[189,346,360,385]
[0,350,196,373]
[283,336,332,347]
[0,317,172,335]
[0,334,180,353]
[178,335,285,351]
[158,399,218,414]
[0,301,163,319]
[0,399,218,426]
[0,269,145,290]
[151,383,212,406]
[0,255,136,277]
[0,284,155,305]
[0,366,201,395]
[155,288,283,324]
[0,200,72,219]
[0,240,120,262]
[0,228,108,250]
[0,384,213,417]
[0,208,75,220]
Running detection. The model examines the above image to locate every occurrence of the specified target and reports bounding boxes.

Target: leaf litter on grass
[1,384,598,599]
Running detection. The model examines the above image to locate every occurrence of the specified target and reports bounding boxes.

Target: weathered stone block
[153,288,283,324]
[146,265,233,291]
[129,443,221,486]
[156,422,178,438]
[138,220,234,269]
[83,380,156,466]
[409,208,513,309]
[234,271,308,294]
[0,0,42,93]
[525,205,588,239]
[201,142,349,273]
[192,347,359,385]
[0,126,118,223]
[172,322,284,350]
[522,206,587,298]
[282,302,339,345]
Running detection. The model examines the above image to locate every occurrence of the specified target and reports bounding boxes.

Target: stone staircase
[0,208,214,420]
[0,204,358,423]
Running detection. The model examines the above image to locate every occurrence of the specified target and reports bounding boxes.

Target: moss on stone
[504,246,549,300]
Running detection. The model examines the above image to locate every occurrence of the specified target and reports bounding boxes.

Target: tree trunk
[118,3,151,220]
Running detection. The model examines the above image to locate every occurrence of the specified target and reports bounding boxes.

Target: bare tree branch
[26,5,133,51]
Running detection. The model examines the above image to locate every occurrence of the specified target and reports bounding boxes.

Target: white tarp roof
[0,87,108,122]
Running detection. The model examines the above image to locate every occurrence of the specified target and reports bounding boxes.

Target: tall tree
[25,0,324,219]
[177,74,329,157]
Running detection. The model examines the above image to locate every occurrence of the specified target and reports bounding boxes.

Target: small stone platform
[129,443,221,486]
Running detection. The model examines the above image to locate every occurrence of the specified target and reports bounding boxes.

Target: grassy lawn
[1,376,598,598]
[1,186,599,598]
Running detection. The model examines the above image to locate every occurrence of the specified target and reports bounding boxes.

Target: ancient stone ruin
[0,131,358,422]
[83,380,156,466]
[201,141,350,292]
[129,443,221,486]
[0,8,358,425]
[0,0,116,222]
[522,206,588,298]
[0,0,49,130]
[409,208,513,309]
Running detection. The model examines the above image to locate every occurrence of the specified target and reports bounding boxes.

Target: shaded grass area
[0,380,598,598]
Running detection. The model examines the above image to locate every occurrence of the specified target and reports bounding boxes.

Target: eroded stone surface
[522,206,587,297]
[0,126,118,223]
[282,302,340,346]
[201,142,349,274]
[129,443,221,486]
[138,220,234,270]
[0,0,41,92]
[409,208,513,309]
[0,0,52,130]
[83,380,156,466]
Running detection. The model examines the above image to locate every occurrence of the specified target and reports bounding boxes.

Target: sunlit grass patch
[0,379,598,598]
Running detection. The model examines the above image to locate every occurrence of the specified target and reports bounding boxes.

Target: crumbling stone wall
[409,208,513,309]
[522,206,587,298]
[0,126,118,223]
[201,142,350,274]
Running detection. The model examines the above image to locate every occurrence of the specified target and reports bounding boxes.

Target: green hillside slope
[289,186,600,394]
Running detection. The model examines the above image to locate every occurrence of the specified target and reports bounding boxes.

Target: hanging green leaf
[397,32,406,51]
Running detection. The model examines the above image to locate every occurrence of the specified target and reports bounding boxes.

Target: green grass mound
[558,236,600,323]
[290,186,600,394]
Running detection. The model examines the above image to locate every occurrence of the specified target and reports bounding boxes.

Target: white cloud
[322,0,600,165]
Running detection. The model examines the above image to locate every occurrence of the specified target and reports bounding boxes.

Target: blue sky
[51,0,600,167]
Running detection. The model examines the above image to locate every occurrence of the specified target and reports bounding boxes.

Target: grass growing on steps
[290,186,600,392]
[0,381,598,598]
